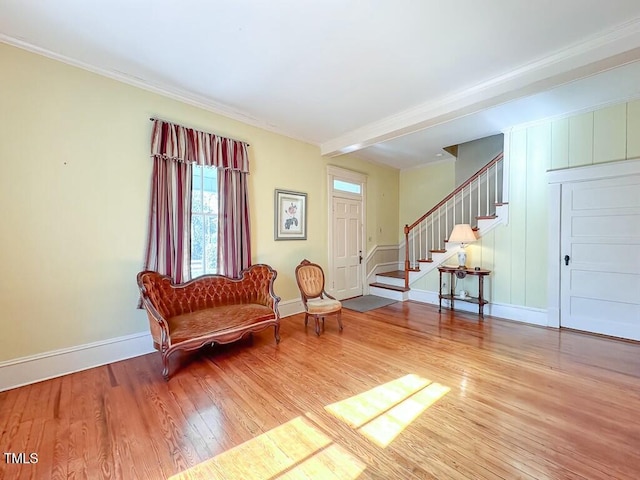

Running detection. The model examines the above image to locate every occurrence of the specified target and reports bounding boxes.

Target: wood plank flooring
[1,301,640,479]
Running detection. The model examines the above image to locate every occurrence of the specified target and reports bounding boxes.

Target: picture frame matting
[274,189,307,240]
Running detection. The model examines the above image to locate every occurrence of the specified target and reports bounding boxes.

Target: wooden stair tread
[418,258,433,263]
[429,249,446,253]
[369,282,410,292]
[476,215,497,220]
[377,270,405,279]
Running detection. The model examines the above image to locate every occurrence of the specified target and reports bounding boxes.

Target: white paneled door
[332,196,363,300]
[560,174,640,340]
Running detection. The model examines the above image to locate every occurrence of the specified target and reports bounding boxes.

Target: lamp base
[457,250,467,268]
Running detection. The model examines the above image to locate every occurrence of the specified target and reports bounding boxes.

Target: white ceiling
[2,1,640,169]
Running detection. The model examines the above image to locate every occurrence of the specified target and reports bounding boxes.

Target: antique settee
[137,264,281,379]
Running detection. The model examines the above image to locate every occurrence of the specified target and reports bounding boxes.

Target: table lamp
[448,224,476,268]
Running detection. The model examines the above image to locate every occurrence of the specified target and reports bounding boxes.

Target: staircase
[370,153,506,300]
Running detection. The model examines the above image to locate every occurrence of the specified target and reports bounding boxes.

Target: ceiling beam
[321,19,640,157]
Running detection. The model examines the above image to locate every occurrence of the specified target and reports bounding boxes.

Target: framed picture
[274,189,307,240]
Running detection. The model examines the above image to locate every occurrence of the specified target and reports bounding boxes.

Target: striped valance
[150,119,249,173]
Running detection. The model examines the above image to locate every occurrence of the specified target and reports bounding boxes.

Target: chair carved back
[295,259,326,300]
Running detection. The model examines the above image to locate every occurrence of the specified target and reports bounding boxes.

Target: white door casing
[560,175,640,339]
[327,166,366,300]
[547,158,640,338]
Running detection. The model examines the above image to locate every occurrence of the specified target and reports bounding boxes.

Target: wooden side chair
[295,259,343,335]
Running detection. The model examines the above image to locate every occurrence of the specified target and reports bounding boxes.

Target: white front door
[332,196,363,299]
[560,174,640,340]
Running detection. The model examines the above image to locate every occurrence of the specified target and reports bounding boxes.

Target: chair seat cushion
[168,304,275,344]
[307,298,342,314]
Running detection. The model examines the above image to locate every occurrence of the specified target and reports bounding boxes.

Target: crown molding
[321,18,640,157]
[0,34,319,147]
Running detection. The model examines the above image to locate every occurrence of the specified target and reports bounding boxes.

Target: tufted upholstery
[295,259,343,336]
[296,264,325,298]
[139,264,277,319]
[137,264,280,379]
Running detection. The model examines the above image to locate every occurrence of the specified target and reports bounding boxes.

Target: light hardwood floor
[1,301,640,479]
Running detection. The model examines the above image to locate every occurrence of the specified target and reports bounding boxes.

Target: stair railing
[403,152,504,288]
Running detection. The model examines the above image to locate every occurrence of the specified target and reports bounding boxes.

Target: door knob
[564,255,570,266]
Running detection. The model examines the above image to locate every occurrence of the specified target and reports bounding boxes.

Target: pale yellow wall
[398,160,455,241]
[0,44,399,362]
[551,101,640,170]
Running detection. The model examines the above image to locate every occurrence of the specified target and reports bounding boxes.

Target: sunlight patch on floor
[171,374,449,479]
[169,416,363,480]
[324,374,432,428]
[275,444,366,480]
[358,382,450,448]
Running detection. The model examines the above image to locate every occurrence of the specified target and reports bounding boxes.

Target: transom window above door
[333,179,361,195]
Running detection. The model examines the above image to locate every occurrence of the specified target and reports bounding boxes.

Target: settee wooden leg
[304,313,309,327]
[315,318,321,336]
[337,311,343,331]
[161,354,170,381]
[274,323,281,344]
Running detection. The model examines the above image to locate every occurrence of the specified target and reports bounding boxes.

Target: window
[191,165,218,276]
[333,179,361,194]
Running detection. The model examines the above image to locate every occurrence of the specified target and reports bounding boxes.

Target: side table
[438,266,491,317]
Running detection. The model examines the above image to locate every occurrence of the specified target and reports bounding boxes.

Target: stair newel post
[404,224,410,288]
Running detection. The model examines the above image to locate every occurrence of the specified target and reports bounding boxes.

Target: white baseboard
[278,298,304,318]
[0,332,156,392]
[489,302,548,327]
[408,289,549,327]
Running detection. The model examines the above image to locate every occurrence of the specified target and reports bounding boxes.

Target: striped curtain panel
[143,157,192,283]
[143,119,251,282]
[218,168,251,277]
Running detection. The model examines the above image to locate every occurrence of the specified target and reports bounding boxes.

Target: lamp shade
[448,224,476,244]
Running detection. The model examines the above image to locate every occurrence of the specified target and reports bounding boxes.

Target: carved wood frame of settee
[137,264,281,379]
